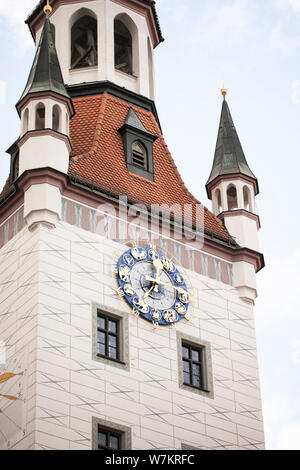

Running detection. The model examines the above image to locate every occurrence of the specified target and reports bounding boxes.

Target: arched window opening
[114,20,133,75]
[13,153,19,181]
[215,189,222,214]
[227,184,238,211]
[35,103,45,130]
[132,141,147,170]
[52,105,61,132]
[22,108,29,134]
[71,16,98,69]
[243,186,250,211]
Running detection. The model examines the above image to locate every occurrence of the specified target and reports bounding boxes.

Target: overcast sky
[0,0,300,450]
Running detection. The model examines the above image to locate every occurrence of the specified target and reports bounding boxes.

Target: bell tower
[0,1,265,452]
[26,0,163,100]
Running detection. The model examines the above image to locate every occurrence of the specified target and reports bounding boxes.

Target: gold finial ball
[221,88,228,97]
[44,4,52,15]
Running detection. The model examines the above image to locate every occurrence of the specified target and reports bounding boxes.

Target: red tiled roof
[0,177,10,199]
[0,92,234,244]
[69,93,234,243]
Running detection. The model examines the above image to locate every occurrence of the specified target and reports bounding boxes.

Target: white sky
[0,0,300,450]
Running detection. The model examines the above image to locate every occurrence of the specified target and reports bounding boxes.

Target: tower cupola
[16,10,74,231]
[17,13,74,141]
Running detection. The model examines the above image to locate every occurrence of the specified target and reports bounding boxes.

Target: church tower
[0,1,265,451]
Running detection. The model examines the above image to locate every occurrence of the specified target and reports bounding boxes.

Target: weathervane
[221,76,228,98]
[44,0,52,15]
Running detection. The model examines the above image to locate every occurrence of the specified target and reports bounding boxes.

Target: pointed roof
[125,108,149,132]
[120,108,157,139]
[67,93,236,245]
[17,14,69,107]
[206,97,258,192]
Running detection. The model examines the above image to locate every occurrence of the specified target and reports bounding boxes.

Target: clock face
[115,244,191,326]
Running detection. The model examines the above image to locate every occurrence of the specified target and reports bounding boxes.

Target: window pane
[108,320,117,333]
[98,331,106,345]
[183,360,190,373]
[110,434,119,450]
[98,316,105,330]
[109,347,117,359]
[97,343,106,356]
[192,349,200,362]
[132,142,144,155]
[182,346,189,359]
[193,375,201,388]
[183,371,191,384]
[109,335,117,347]
[98,432,107,447]
[192,364,200,376]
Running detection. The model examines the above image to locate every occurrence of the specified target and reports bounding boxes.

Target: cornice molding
[0,167,264,273]
[218,209,261,230]
[17,90,75,118]
[18,129,73,154]
[26,0,163,47]
[206,173,259,198]
[66,80,162,131]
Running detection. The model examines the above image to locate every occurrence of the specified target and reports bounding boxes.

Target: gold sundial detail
[0,372,24,405]
[0,372,24,384]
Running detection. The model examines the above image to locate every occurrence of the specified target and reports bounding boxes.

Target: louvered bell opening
[132,142,147,170]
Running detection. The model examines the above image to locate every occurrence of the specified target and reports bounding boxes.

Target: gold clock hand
[145,276,188,295]
[143,284,155,299]
[152,258,163,293]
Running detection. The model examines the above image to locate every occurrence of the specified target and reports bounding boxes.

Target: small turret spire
[206,95,258,193]
[17,13,69,109]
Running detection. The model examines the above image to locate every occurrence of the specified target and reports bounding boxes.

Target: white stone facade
[0,215,265,450]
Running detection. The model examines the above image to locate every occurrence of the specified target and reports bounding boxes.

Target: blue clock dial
[116,246,190,326]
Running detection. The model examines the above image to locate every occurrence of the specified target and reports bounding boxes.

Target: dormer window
[132,141,147,170]
[7,143,20,184]
[119,108,158,182]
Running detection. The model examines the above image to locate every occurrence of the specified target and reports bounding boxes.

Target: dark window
[114,20,133,75]
[97,313,119,361]
[132,141,147,170]
[98,427,122,450]
[52,105,61,132]
[12,153,19,181]
[182,343,205,390]
[35,103,45,130]
[71,16,98,69]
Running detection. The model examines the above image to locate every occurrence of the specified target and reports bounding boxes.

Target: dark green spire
[18,15,69,105]
[207,97,257,188]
